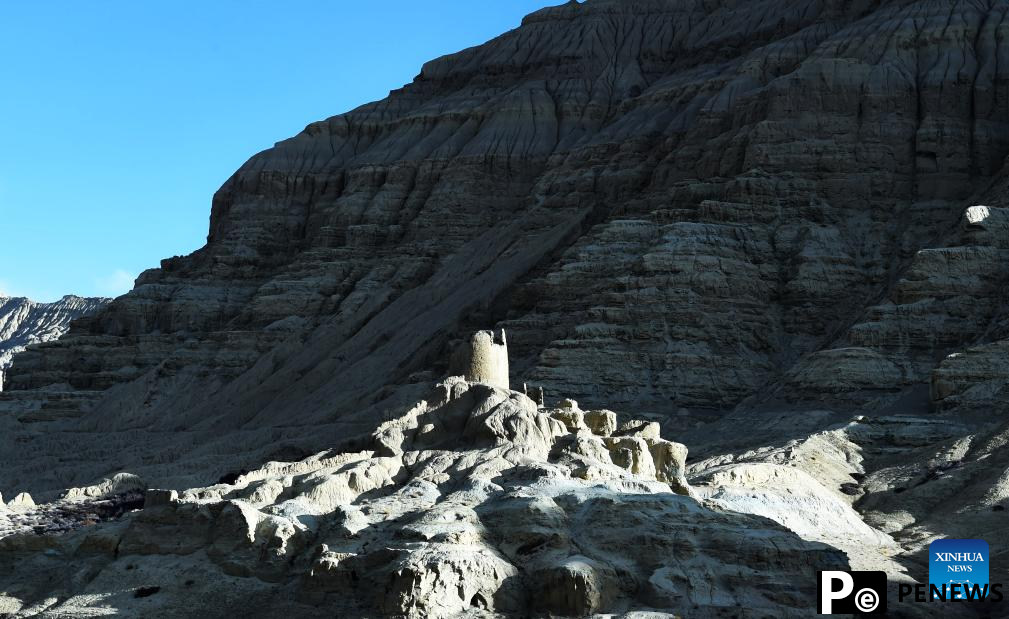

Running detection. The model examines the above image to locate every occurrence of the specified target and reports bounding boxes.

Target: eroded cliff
[3,0,1009,615]
[0,295,107,390]
[6,0,1009,491]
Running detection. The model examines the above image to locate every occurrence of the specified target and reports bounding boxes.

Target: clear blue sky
[0,1,551,301]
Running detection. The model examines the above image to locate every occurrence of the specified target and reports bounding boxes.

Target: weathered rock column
[450,330,509,389]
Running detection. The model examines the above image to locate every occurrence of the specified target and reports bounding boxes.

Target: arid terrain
[0,295,106,391]
[3,1,1009,616]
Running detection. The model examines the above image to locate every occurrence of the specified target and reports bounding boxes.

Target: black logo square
[818,570,887,614]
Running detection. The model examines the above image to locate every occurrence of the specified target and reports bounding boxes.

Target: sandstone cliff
[0,295,107,390]
[3,0,1009,616]
[7,0,1009,492]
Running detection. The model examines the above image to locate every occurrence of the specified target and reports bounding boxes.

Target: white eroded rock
[0,380,847,617]
[63,473,147,501]
[6,492,35,512]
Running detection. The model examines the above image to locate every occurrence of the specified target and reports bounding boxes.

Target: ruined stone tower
[450,329,509,389]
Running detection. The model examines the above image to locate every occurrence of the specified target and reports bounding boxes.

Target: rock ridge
[0,295,108,391]
[0,378,847,617]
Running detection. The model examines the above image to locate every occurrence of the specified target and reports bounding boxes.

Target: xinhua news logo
[818,570,887,614]
[923,538,1002,601]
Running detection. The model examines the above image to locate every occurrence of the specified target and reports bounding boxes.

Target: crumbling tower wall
[450,329,509,389]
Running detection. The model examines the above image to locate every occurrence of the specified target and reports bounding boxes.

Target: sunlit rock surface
[0,379,847,617]
[3,0,1009,616]
[0,295,107,390]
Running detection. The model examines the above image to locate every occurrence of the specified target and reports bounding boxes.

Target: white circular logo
[855,587,880,612]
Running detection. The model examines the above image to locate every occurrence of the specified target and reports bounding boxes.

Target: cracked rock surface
[4,0,1009,616]
[0,379,846,617]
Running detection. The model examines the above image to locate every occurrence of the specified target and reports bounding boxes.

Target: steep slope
[0,295,107,390]
[5,0,1009,495]
[3,1,1009,612]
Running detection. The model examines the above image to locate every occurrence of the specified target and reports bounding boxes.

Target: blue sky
[0,1,551,301]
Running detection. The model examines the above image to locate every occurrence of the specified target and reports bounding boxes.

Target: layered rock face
[6,0,1009,490]
[4,0,1009,616]
[0,295,107,390]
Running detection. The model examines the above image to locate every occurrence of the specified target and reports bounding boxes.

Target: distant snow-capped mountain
[0,295,108,390]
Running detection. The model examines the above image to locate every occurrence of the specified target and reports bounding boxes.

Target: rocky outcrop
[0,379,847,617]
[4,0,1009,616]
[0,295,107,390]
[3,2,1009,496]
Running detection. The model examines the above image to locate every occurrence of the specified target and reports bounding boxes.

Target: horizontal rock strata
[0,295,107,390]
[4,1,1009,616]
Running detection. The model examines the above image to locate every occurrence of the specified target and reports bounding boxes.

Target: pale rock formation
[6,493,34,512]
[0,379,847,617]
[0,295,106,390]
[2,0,1009,615]
[62,473,147,501]
[694,463,900,569]
[583,408,618,437]
[5,1,1009,505]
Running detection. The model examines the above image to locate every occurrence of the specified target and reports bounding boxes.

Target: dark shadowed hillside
[2,2,1009,616]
